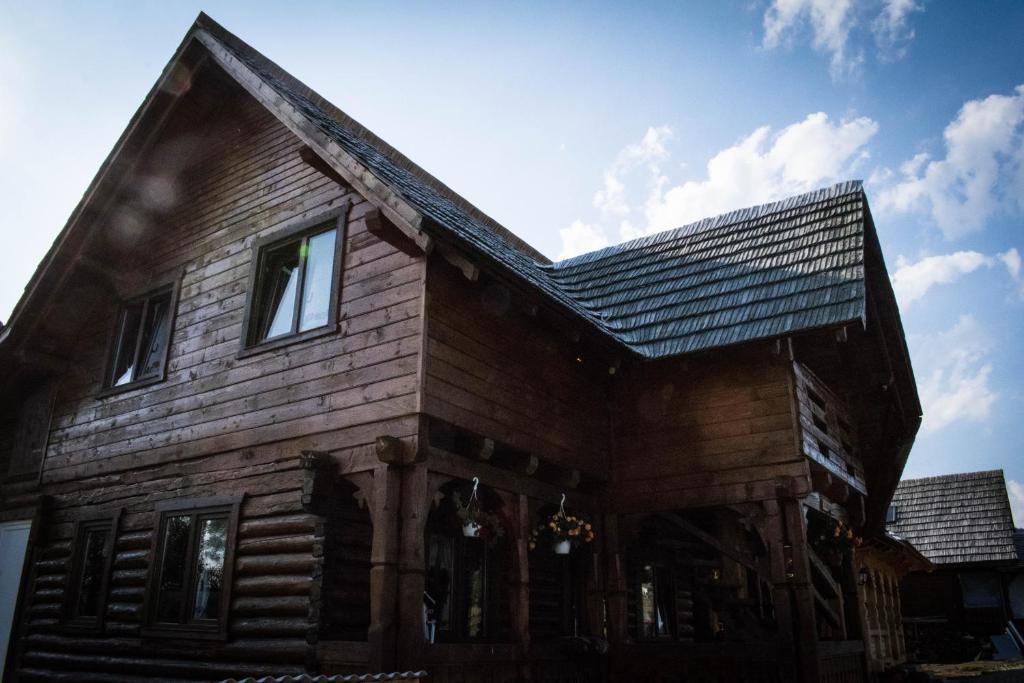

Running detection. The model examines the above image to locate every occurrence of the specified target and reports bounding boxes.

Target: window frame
[99,280,180,396]
[142,495,242,640]
[62,509,121,632]
[238,204,350,358]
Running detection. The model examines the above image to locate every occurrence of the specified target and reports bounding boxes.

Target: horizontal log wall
[612,349,808,512]
[423,260,610,476]
[12,71,421,680]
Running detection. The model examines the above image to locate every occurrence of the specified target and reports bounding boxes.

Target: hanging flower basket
[453,478,505,546]
[529,494,595,555]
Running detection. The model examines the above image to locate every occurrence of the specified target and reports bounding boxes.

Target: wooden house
[0,14,921,683]
[888,470,1024,662]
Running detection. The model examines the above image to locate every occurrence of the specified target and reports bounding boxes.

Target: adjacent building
[888,470,1024,661]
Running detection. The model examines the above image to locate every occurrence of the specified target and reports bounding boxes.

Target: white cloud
[1008,479,1024,527]
[594,126,672,218]
[891,248,1024,305]
[556,113,877,260]
[645,113,877,231]
[999,247,1024,297]
[891,251,994,305]
[557,220,609,260]
[876,85,1024,240]
[912,315,998,433]
[763,0,860,78]
[873,0,922,61]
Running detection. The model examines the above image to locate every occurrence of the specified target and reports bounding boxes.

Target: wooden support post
[396,464,431,668]
[512,493,532,681]
[780,498,821,683]
[603,513,628,645]
[367,464,402,672]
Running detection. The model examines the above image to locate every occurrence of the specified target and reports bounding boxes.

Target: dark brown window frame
[99,279,180,397]
[62,508,122,632]
[142,495,242,640]
[237,202,350,358]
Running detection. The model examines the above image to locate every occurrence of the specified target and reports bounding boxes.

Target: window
[241,208,347,352]
[65,513,119,629]
[105,284,176,390]
[423,482,508,643]
[144,497,241,638]
[638,562,675,640]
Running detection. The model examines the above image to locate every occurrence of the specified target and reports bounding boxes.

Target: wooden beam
[194,29,433,254]
[806,546,842,598]
[361,207,426,258]
[661,513,759,573]
[813,585,842,628]
[437,243,480,282]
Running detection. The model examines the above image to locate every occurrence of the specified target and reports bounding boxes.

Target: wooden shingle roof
[888,470,1019,565]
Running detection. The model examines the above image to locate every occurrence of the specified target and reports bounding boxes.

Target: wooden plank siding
[422,259,611,477]
[9,76,424,681]
[612,348,810,512]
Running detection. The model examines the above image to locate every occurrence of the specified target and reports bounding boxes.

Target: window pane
[426,534,455,634]
[298,228,337,332]
[136,292,172,380]
[640,564,670,639]
[463,541,486,639]
[111,304,143,386]
[75,527,109,618]
[155,515,192,623]
[191,516,228,621]
[255,241,301,342]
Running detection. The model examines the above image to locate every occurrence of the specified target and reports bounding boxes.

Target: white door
[0,520,32,681]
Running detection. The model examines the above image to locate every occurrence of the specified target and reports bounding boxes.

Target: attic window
[241,208,347,354]
[105,284,176,391]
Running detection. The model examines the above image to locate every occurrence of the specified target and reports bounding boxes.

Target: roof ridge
[896,469,1005,487]
[548,180,864,271]
[193,13,551,265]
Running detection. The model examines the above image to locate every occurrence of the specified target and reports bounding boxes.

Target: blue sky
[1,2,1022,522]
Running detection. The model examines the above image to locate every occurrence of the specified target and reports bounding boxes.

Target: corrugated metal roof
[208,25,869,361]
[888,470,1019,565]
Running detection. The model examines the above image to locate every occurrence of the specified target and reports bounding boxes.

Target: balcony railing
[793,362,866,494]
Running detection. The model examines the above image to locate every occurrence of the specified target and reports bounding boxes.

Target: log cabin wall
[5,67,425,681]
[422,258,612,478]
[611,346,809,513]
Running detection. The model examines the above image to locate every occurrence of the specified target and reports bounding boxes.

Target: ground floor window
[424,481,508,643]
[144,496,241,637]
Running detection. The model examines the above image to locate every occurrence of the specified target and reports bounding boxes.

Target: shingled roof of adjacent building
[888,470,1019,565]
[203,17,870,361]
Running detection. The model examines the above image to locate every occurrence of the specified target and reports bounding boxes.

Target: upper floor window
[241,207,348,353]
[144,496,241,638]
[105,284,176,390]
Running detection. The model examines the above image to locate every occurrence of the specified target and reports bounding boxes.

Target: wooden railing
[793,363,866,494]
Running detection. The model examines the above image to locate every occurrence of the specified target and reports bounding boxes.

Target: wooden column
[764,498,820,683]
[512,493,532,681]
[603,512,628,645]
[396,464,432,667]
[368,464,402,672]
[781,498,821,683]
